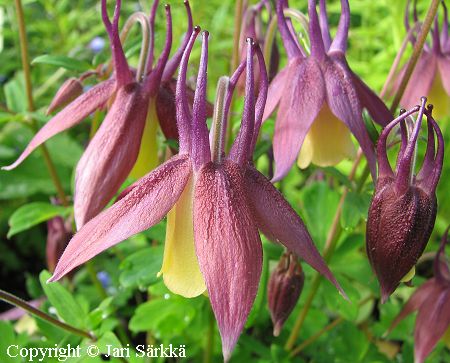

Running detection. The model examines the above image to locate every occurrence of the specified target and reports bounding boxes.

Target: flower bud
[46,216,72,273]
[366,99,443,302]
[46,77,83,115]
[267,252,305,336]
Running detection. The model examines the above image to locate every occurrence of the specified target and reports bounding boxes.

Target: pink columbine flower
[264,0,391,181]
[388,228,450,363]
[392,1,450,119]
[2,0,193,229]
[366,99,444,302]
[48,29,345,361]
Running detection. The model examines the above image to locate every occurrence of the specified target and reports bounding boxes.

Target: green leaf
[39,270,87,329]
[4,73,26,113]
[0,322,16,363]
[32,55,91,72]
[119,246,163,289]
[8,202,71,238]
[340,192,371,230]
[301,182,340,248]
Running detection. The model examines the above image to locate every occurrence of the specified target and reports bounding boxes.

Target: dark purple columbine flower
[392,1,450,119]
[2,0,193,230]
[388,228,450,363]
[267,251,304,336]
[366,98,444,303]
[47,29,345,361]
[264,0,391,181]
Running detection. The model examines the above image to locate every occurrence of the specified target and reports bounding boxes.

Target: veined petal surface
[50,154,192,282]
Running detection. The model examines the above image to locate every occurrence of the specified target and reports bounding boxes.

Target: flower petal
[49,154,192,282]
[400,53,437,110]
[388,279,442,334]
[323,56,376,179]
[350,70,391,127]
[244,165,346,297]
[297,103,355,169]
[194,161,262,362]
[437,56,450,94]
[262,66,287,121]
[160,174,206,298]
[2,79,115,171]
[74,83,148,228]
[414,289,450,363]
[272,58,325,181]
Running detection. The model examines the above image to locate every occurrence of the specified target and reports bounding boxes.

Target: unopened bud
[267,252,304,336]
[46,216,72,273]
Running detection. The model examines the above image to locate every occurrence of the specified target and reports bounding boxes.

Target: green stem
[289,296,373,357]
[203,305,215,363]
[0,289,95,340]
[389,0,440,113]
[14,0,69,207]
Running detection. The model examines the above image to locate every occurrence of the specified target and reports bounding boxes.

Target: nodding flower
[388,227,450,363]
[267,251,305,337]
[366,98,444,303]
[392,1,450,119]
[263,0,391,181]
[2,0,194,229]
[47,30,345,362]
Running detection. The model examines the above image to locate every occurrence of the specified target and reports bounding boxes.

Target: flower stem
[389,0,441,113]
[203,305,215,363]
[0,289,95,340]
[289,296,373,357]
[14,0,69,207]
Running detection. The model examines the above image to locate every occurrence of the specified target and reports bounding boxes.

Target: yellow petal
[159,176,206,298]
[130,99,159,179]
[399,266,415,283]
[428,72,450,120]
[297,104,356,169]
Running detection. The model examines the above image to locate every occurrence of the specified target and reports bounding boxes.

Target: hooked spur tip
[427,103,434,115]
[193,25,201,34]
[202,30,210,37]
[399,108,406,115]
[164,3,170,11]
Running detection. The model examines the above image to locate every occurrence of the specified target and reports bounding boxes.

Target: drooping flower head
[388,227,450,363]
[2,0,195,229]
[264,0,392,181]
[366,98,444,302]
[393,0,450,119]
[267,251,305,337]
[47,29,345,361]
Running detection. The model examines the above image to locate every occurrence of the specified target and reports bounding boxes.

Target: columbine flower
[388,228,450,363]
[392,1,450,119]
[48,29,344,361]
[2,0,193,229]
[264,0,391,181]
[267,251,304,336]
[366,98,444,302]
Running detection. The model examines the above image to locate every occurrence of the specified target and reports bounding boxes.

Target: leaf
[119,246,163,289]
[340,192,371,229]
[8,202,71,238]
[0,322,16,363]
[3,74,26,113]
[32,55,91,72]
[39,270,87,329]
[129,297,196,335]
[300,182,340,248]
